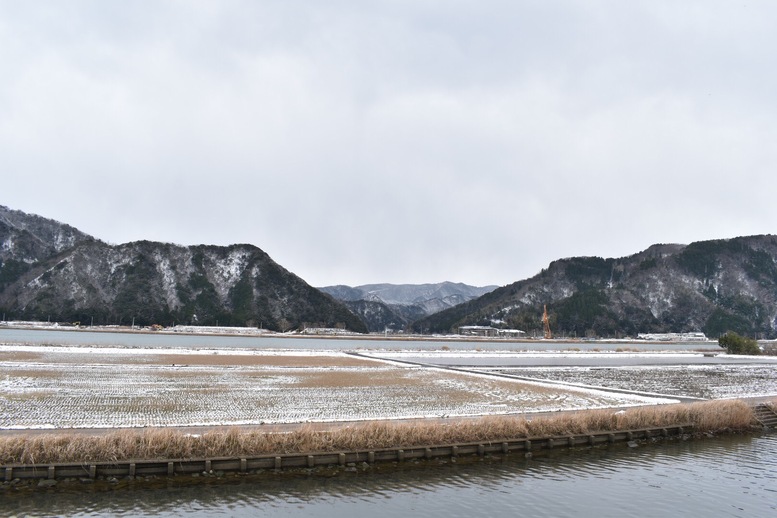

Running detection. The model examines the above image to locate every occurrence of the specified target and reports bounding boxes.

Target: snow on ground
[365,351,707,360]
[1,342,773,431]
[0,346,677,430]
[495,365,777,400]
[0,343,348,357]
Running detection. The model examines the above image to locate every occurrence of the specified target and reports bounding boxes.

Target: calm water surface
[2,434,775,517]
[0,327,715,352]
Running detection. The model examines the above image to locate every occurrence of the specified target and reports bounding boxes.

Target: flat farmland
[0,346,674,430]
[494,365,777,400]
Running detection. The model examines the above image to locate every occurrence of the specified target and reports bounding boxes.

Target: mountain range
[3,204,777,339]
[319,282,497,332]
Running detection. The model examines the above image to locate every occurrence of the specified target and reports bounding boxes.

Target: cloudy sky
[2,1,776,288]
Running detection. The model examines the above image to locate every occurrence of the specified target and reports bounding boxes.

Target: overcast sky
[2,1,776,288]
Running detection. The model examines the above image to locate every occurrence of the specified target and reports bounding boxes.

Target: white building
[459,325,498,337]
[459,326,526,338]
[637,332,708,341]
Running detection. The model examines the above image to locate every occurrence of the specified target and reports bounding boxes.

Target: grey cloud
[2,1,776,287]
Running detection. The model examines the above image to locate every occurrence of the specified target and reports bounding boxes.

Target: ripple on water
[2,434,775,518]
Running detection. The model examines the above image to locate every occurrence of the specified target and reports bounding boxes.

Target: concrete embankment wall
[2,425,691,483]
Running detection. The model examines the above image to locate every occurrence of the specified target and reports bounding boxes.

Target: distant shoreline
[0,321,722,345]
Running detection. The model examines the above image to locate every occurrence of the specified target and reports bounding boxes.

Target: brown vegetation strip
[289,370,413,388]
[156,354,382,368]
[0,351,383,368]
[0,400,758,465]
[0,351,43,362]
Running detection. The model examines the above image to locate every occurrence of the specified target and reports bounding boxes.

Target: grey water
[0,327,716,352]
[2,433,775,517]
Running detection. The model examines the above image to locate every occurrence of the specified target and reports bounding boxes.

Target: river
[1,433,774,517]
[0,327,716,352]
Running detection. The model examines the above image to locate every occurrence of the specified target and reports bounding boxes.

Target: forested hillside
[0,206,365,332]
[413,236,777,339]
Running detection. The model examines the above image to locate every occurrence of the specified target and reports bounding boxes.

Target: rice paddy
[0,347,676,430]
[496,365,777,399]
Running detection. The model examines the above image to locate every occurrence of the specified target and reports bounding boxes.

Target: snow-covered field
[0,345,678,430]
[498,365,777,400]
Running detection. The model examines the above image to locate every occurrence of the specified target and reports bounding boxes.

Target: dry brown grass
[0,351,43,362]
[0,400,757,465]
[290,370,414,388]
[156,354,380,368]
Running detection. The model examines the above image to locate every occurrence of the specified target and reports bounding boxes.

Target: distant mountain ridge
[412,235,777,339]
[6,205,777,339]
[319,282,498,332]
[0,205,366,332]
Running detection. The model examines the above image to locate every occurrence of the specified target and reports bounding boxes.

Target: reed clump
[0,400,760,465]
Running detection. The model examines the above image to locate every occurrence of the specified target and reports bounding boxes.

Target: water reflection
[3,434,775,517]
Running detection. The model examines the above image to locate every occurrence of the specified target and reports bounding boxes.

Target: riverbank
[0,399,763,467]
[4,428,774,517]
[1,399,772,491]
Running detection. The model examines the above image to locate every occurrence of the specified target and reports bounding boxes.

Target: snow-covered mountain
[0,205,365,332]
[319,282,498,332]
[414,235,777,339]
[0,205,95,265]
[9,205,776,339]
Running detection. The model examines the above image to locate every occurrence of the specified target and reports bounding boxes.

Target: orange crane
[542,305,552,339]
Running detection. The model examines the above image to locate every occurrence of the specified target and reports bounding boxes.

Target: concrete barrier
[0,425,693,483]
